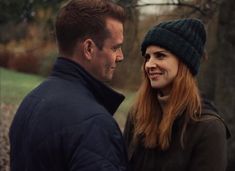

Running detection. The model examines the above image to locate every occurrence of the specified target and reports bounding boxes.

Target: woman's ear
[83,39,96,60]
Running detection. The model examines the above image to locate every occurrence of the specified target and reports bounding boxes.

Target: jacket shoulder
[200,98,231,139]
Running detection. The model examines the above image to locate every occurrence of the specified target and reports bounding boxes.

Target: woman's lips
[148,72,163,79]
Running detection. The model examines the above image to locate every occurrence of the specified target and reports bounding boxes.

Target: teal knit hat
[141,18,206,75]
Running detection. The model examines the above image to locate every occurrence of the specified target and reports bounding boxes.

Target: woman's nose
[145,57,157,69]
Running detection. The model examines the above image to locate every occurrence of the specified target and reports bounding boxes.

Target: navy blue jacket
[9,57,128,171]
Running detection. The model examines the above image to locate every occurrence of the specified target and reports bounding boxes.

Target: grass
[0,67,44,105]
[0,68,45,171]
[114,89,137,129]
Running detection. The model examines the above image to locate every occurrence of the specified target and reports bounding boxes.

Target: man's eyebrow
[113,43,123,49]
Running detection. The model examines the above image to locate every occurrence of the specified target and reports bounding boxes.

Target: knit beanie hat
[141,18,206,75]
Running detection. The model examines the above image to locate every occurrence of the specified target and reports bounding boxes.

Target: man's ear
[83,39,96,60]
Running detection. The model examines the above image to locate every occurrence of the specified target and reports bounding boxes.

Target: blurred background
[0,0,235,170]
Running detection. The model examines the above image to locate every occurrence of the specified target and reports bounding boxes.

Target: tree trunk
[111,0,142,89]
[198,0,235,170]
[215,0,235,170]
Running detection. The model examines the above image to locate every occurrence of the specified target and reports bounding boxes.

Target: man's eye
[112,46,121,52]
[112,47,118,52]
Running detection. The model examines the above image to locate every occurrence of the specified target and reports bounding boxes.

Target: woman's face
[144,45,179,95]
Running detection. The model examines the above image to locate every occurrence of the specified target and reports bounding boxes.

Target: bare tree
[114,1,235,170]
[111,0,221,89]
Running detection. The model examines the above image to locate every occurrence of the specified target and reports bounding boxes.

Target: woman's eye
[144,54,150,61]
[156,52,166,59]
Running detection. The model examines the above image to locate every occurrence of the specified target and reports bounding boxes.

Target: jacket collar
[51,57,125,115]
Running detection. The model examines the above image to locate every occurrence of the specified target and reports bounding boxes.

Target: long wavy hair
[131,61,201,150]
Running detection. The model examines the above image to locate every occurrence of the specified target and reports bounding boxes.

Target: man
[9,0,128,170]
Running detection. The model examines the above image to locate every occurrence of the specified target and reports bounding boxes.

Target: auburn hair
[55,0,125,56]
[131,61,201,150]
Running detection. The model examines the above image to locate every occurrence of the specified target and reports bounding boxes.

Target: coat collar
[51,57,125,115]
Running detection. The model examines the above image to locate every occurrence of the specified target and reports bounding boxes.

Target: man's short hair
[55,0,125,56]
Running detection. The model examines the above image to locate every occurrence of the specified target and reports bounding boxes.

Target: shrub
[8,51,40,74]
[38,51,58,76]
[0,48,14,68]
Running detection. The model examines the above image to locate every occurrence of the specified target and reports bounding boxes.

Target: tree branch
[125,2,206,16]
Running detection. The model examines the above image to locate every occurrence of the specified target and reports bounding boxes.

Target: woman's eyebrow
[152,50,168,55]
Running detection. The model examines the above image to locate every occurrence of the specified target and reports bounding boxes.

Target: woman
[123,18,230,171]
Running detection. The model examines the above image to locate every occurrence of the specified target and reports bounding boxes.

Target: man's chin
[102,75,113,83]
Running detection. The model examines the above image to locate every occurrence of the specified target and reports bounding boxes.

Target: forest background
[0,0,235,170]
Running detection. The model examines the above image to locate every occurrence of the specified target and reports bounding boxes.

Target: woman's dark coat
[124,99,230,171]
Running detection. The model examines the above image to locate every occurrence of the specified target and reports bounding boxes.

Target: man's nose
[116,49,124,62]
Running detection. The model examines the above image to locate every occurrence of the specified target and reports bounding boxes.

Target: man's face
[90,18,124,82]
